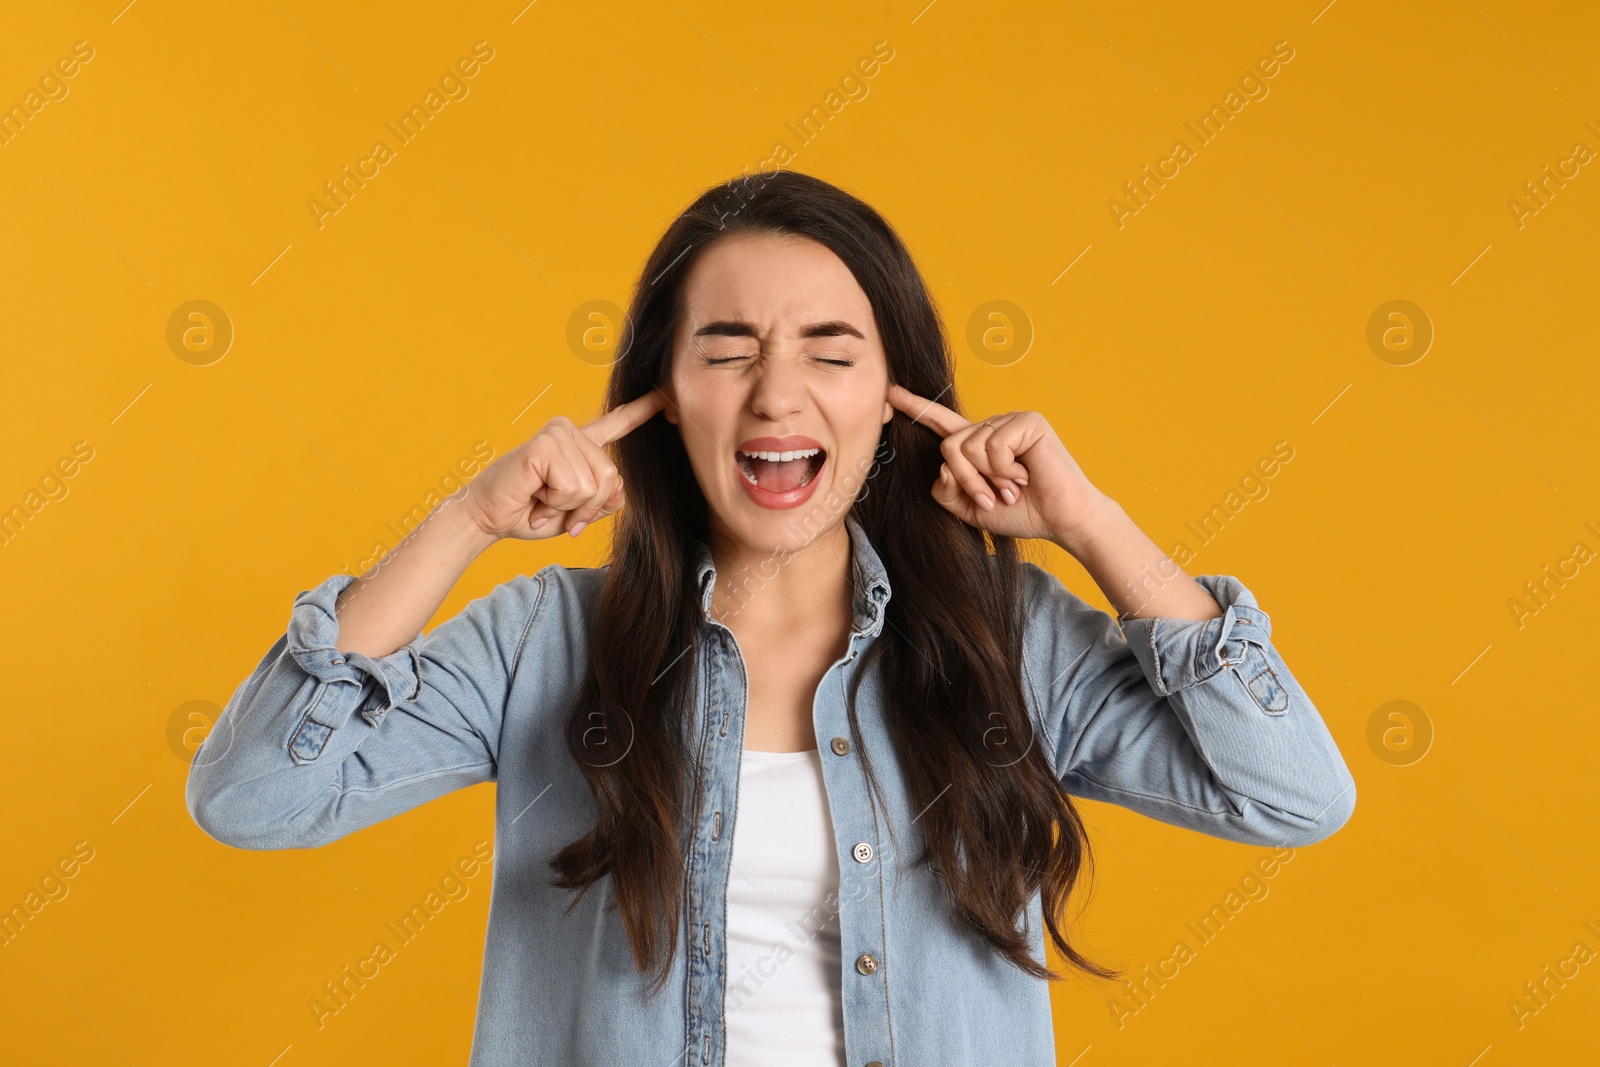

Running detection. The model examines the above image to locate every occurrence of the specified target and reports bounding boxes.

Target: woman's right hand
[464,388,668,541]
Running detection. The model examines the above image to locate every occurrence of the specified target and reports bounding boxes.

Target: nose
[747,350,806,422]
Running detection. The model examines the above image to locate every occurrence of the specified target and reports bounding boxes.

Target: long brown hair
[548,169,1121,995]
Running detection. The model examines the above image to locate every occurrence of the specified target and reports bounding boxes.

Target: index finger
[581,387,669,446]
[887,382,970,438]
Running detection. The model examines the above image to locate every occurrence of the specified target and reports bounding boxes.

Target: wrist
[1050,492,1124,558]
[438,491,501,559]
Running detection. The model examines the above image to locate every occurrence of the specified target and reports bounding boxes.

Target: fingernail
[978,494,994,510]
[1000,487,1016,504]
[569,521,587,537]
[532,516,549,529]
[1015,475,1028,486]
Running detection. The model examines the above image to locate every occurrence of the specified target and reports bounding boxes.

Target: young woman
[187,170,1356,1066]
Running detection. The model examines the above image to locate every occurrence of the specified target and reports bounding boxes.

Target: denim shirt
[186,513,1356,1067]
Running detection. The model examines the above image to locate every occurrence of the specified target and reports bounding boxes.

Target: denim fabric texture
[187,513,1357,1066]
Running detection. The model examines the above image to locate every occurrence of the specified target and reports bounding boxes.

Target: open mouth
[734,447,826,494]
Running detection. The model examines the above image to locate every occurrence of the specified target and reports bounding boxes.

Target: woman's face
[663,231,894,553]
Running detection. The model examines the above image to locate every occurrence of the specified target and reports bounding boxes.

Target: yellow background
[3,0,1598,1062]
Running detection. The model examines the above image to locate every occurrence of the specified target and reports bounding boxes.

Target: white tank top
[723,747,846,1066]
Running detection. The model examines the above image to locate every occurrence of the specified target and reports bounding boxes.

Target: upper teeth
[741,448,821,462]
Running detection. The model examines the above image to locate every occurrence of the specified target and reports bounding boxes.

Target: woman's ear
[881,395,893,425]
[660,383,678,425]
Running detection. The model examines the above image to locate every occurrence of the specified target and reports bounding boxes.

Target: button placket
[686,620,742,1066]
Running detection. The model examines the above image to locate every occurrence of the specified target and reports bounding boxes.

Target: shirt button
[865,1062,885,1067]
[830,736,852,756]
[852,842,873,863]
[855,953,879,975]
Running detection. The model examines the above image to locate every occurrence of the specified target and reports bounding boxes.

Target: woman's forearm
[333,494,501,658]
[1054,496,1224,623]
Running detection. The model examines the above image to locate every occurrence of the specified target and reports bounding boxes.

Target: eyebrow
[692,320,866,340]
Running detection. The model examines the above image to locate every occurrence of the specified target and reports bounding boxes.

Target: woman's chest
[734,625,851,751]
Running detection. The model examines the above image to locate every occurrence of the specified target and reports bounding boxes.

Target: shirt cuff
[285,573,424,756]
[1116,575,1285,708]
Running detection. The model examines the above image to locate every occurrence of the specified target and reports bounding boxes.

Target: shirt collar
[693,512,892,638]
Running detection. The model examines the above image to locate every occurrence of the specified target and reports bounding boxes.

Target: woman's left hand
[887,383,1115,548]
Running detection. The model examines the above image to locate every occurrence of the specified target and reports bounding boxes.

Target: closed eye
[702,355,856,367]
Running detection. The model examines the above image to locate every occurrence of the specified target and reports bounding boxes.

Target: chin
[724,506,806,549]
[712,489,829,556]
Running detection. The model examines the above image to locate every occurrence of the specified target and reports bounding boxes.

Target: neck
[706,517,854,630]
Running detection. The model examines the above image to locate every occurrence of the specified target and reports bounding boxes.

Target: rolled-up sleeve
[1020,562,1356,847]
[186,569,544,850]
